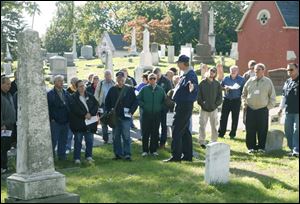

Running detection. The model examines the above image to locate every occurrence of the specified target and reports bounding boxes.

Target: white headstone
[139,28,152,67]
[6,29,69,201]
[67,67,77,86]
[205,142,230,184]
[265,130,284,152]
[105,50,114,76]
[180,46,193,64]
[130,27,138,56]
[81,45,93,59]
[168,45,175,63]
[72,33,77,59]
[160,44,166,57]
[5,43,13,61]
[3,62,12,75]
[49,56,67,75]
[230,42,239,60]
[46,53,58,62]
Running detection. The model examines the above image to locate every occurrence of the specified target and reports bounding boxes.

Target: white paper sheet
[85,116,98,126]
[1,130,12,137]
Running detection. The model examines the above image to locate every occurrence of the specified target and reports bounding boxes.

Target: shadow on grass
[230,167,298,192]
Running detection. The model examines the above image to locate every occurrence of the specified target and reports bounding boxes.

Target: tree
[24,1,41,29]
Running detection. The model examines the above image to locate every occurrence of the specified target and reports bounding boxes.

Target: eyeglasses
[287,69,295,72]
[149,78,157,80]
[210,70,216,73]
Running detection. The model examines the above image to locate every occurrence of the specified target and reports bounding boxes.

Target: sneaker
[81,149,85,153]
[124,155,132,161]
[247,149,255,154]
[74,159,81,165]
[152,152,159,156]
[86,157,95,163]
[142,152,148,157]
[66,150,70,155]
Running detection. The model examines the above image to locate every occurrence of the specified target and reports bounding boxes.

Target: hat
[176,55,190,63]
[116,71,125,78]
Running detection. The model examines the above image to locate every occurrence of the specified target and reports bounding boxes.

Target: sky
[23,1,86,37]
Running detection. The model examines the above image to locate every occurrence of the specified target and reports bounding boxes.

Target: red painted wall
[236,1,299,75]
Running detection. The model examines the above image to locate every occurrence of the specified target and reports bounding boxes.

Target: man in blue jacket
[47,75,71,160]
[164,55,199,162]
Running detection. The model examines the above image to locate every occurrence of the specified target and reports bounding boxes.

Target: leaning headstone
[265,130,284,152]
[81,45,93,59]
[167,45,175,63]
[49,56,67,75]
[64,52,75,66]
[205,142,230,184]
[6,29,79,203]
[151,43,159,66]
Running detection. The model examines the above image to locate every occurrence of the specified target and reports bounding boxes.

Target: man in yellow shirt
[242,63,276,154]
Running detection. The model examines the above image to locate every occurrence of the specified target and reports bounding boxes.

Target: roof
[108,34,129,51]
[275,1,299,27]
[236,1,299,32]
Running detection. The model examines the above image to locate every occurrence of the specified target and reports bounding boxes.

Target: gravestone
[180,46,194,64]
[46,53,58,62]
[268,68,289,94]
[230,42,238,60]
[49,56,67,75]
[194,2,214,64]
[160,44,166,57]
[225,52,229,57]
[5,43,13,61]
[6,29,79,203]
[105,50,114,77]
[265,130,284,152]
[67,67,77,86]
[151,43,159,66]
[135,27,153,84]
[205,142,230,184]
[64,52,75,66]
[80,45,93,59]
[167,45,175,63]
[3,62,12,76]
[208,8,216,54]
[129,27,138,56]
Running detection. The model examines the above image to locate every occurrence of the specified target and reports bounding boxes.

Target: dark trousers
[159,109,168,146]
[218,98,241,137]
[142,112,160,153]
[246,107,269,150]
[1,137,11,169]
[171,102,193,160]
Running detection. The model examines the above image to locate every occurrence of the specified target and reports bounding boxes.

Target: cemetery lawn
[1,125,299,203]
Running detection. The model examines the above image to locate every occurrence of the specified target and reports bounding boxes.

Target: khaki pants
[199,109,219,145]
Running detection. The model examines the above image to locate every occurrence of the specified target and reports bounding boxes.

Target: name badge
[254,90,260,95]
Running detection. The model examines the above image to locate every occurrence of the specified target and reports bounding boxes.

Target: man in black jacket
[153,68,172,148]
[69,80,99,164]
[105,71,138,161]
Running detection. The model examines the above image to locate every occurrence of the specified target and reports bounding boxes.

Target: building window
[256,9,271,25]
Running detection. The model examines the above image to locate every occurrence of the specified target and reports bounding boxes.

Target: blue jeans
[66,127,73,151]
[112,118,131,157]
[73,131,94,160]
[285,113,299,153]
[50,121,69,160]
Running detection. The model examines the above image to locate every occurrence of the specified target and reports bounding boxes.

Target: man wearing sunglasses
[163,55,198,162]
[278,63,299,157]
[242,63,276,154]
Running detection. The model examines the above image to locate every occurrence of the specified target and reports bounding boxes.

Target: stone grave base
[5,193,80,203]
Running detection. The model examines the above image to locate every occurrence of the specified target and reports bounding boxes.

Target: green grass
[1,124,299,203]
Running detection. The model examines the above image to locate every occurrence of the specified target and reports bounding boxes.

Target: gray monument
[49,56,67,75]
[167,45,175,63]
[205,142,230,184]
[80,45,93,59]
[208,8,216,54]
[265,130,284,152]
[64,52,75,66]
[151,43,159,66]
[194,2,214,64]
[6,29,79,203]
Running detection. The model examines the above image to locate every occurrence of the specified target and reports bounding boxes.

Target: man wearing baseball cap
[163,55,199,162]
[105,71,138,161]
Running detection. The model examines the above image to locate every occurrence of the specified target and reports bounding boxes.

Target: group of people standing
[1,55,299,173]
